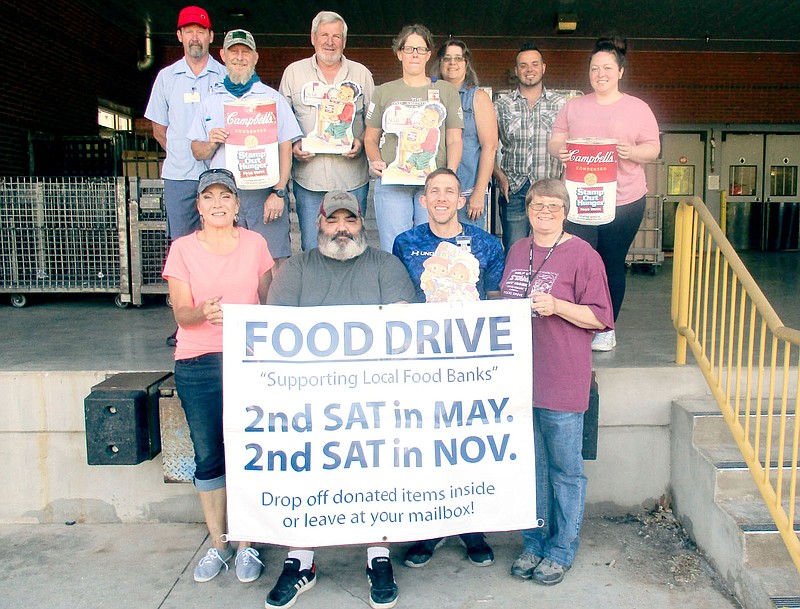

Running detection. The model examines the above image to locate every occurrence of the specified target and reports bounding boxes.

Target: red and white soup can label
[564,138,618,225]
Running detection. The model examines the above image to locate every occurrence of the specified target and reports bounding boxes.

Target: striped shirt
[495,87,566,194]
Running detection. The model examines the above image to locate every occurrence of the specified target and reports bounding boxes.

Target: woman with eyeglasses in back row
[364,24,463,252]
[432,39,498,230]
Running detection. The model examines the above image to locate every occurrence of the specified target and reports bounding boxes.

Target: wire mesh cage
[626,163,665,273]
[128,178,170,306]
[0,177,130,306]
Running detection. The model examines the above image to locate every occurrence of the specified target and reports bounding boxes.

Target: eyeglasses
[442,55,465,63]
[401,45,429,55]
[528,202,565,212]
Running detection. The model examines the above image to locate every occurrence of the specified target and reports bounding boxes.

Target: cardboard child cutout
[420,241,480,302]
[381,101,446,186]
[300,80,363,154]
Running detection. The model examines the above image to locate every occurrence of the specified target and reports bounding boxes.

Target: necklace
[525,230,564,296]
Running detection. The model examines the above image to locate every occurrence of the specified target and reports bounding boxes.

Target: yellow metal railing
[672,197,800,572]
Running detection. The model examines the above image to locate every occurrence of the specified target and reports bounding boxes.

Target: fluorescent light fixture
[558,12,578,32]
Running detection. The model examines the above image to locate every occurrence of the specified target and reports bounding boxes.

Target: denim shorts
[174,352,226,491]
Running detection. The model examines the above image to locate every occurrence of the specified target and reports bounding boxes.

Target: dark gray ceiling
[78,0,800,52]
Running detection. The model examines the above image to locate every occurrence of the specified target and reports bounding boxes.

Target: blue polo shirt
[187,80,302,169]
[145,56,226,180]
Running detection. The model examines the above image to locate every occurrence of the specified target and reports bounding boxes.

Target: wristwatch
[273,187,286,197]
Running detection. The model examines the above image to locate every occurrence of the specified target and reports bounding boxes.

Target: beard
[318,228,368,261]
[316,49,343,66]
[227,66,255,85]
[186,42,206,59]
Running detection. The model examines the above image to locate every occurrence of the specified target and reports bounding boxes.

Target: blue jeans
[293,181,369,251]
[457,189,489,231]
[238,187,292,258]
[521,407,587,567]
[499,179,531,251]
[163,179,201,240]
[174,353,226,491]
[373,178,428,252]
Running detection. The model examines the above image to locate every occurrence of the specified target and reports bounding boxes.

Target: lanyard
[525,230,564,297]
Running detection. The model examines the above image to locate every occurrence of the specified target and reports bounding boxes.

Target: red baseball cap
[177,6,211,29]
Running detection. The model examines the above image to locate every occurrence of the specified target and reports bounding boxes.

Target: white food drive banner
[222,299,536,547]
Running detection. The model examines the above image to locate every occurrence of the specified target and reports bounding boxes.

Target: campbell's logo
[568,150,616,164]
[226,111,277,127]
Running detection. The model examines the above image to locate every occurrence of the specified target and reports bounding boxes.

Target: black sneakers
[265,558,316,608]
[461,533,495,566]
[366,556,398,609]
[403,538,444,568]
[404,535,494,567]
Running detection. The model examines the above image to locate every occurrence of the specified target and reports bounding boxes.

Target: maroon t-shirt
[500,236,613,412]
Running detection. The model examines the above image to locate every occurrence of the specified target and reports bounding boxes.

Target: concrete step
[750,566,800,608]
[671,398,800,609]
[717,465,800,509]
[693,410,798,468]
[715,494,799,568]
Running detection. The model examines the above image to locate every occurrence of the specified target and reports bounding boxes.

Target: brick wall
[164,44,800,126]
[0,0,152,174]
[2,5,799,176]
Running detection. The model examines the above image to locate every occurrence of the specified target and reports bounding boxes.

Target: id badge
[184,91,201,104]
[456,234,472,253]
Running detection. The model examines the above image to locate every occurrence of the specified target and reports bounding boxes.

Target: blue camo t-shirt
[393,223,505,303]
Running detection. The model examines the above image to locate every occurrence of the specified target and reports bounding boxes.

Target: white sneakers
[591,330,616,352]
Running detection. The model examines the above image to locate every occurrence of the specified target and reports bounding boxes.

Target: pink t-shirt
[552,93,659,205]
[163,228,274,360]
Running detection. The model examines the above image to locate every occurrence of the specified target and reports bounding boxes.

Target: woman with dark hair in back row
[432,39,498,230]
[548,36,660,352]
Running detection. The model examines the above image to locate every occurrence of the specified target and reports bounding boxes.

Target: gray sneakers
[235,547,264,583]
[194,546,234,582]
[531,557,569,585]
[510,552,543,579]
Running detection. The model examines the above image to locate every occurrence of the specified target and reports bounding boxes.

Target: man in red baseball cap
[145,6,226,243]
[145,6,226,347]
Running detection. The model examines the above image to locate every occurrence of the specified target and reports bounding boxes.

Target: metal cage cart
[625,162,665,274]
[127,178,170,306]
[0,177,130,307]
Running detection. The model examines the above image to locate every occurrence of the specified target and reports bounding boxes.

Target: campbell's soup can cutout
[564,138,618,225]
[223,100,279,190]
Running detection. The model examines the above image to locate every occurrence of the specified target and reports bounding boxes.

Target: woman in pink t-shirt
[162,168,274,584]
[548,36,660,352]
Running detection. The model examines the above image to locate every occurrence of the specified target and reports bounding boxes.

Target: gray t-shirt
[267,246,415,306]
